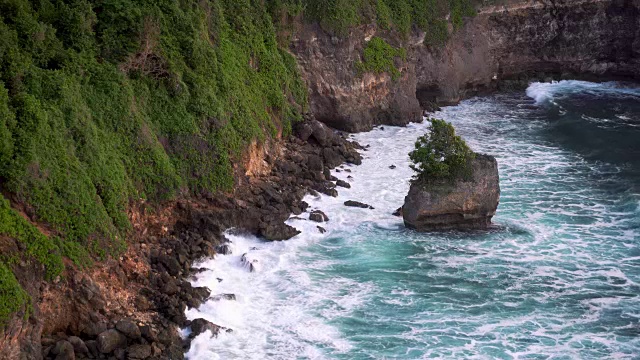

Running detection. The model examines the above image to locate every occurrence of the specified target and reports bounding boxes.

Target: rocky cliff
[291,0,640,131]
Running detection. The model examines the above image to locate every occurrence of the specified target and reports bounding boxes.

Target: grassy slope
[0,0,474,326]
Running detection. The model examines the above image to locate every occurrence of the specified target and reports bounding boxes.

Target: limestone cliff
[291,0,640,131]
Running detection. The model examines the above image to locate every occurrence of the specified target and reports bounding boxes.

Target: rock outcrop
[403,154,500,231]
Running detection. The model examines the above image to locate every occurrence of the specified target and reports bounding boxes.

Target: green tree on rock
[409,118,475,183]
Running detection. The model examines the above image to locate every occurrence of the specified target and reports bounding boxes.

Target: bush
[355,37,406,80]
[409,118,475,182]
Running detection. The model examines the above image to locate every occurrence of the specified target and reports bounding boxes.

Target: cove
[185,81,640,359]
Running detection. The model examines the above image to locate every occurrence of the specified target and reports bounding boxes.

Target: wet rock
[241,253,259,273]
[344,200,374,209]
[320,187,338,197]
[335,179,350,188]
[389,165,396,169]
[392,207,403,217]
[210,294,236,301]
[309,210,329,223]
[189,319,222,339]
[259,222,300,241]
[317,226,327,234]
[116,320,141,340]
[403,154,500,231]
[97,329,127,354]
[215,243,232,255]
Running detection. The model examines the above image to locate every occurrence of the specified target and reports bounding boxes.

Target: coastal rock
[188,319,222,339]
[403,154,500,231]
[309,210,329,222]
[215,243,232,255]
[210,294,236,301]
[335,179,351,188]
[259,222,300,241]
[241,253,259,273]
[344,200,374,209]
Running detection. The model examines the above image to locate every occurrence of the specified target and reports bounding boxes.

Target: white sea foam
[526,80,640,105]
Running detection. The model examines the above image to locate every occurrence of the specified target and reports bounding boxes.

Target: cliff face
[291,24,423,132]
[292,0,640,131]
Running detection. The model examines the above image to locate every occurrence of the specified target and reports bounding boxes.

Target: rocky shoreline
[35,119,363,360]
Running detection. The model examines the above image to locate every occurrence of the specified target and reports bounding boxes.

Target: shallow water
[185,81,640,359]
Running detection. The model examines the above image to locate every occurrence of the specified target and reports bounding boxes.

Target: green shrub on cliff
[355,37,406,80]
[410,119,476,182]
[0,263,30,325]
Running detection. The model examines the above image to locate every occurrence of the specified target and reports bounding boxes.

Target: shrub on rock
[403,119,500,231]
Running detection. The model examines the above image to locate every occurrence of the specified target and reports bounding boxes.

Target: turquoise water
[187,81,640,359]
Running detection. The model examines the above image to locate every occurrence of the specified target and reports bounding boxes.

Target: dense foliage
[282,0,477,39]
[0,0,307,325]
[355,37,406,80]
[410,119,476,182]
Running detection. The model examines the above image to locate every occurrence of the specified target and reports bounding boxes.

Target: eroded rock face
[403,154,500,231]
[291,24,422,132]
[290,0,640,132]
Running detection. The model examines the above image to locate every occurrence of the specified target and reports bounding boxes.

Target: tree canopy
[409,118,475,182]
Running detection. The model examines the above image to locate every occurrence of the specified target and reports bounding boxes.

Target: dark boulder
[309,210,329,223]
[68,336,88,355]
[403,154,500,231]
[127,344,152,360]
[97,329,127,354]
[259,222,300,241]
[392,207,402,217]
[335,179,351,188]
[53,340,75,360]
[317,226,327,234]
[215,243,232,255]
[116,320,141,340]
[344,200,374,209]
[189,319,222,339]
[210,294,236,301]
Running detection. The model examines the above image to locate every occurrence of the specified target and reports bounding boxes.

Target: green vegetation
[298,0,477,42]
[0,0,307,326]
[0,262,30,324]
[356,37,406,80]
[409,119,476,182]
